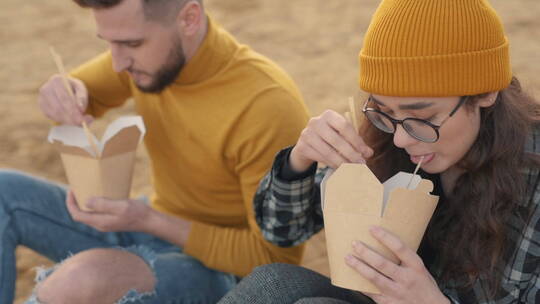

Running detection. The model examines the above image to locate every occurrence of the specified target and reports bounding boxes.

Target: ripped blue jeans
[0,170,238,304]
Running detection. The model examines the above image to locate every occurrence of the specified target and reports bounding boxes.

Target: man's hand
[38,74,94,125]
[66,191,151,232]
[346,226,450,304]
[66,191,192,247]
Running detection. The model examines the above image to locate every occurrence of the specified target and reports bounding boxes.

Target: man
[0,0,309,303]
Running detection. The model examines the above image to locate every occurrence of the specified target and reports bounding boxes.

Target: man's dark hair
[72,0,202,23]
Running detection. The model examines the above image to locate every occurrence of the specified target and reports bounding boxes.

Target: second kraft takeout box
[321,163,439,294]
[48,116,146,211]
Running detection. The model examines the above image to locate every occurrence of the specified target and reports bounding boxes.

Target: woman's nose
[392,125,418,148]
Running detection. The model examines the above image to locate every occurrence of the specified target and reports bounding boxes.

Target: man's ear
[478,91,499,108]
[177,1,203,37]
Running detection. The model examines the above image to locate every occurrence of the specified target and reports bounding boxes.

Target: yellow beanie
[359,0,512,97]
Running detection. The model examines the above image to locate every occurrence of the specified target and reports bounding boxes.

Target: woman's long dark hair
[360,77,540,297]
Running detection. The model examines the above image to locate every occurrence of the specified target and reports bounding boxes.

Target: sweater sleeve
[183,86,310,277]
[70,51,132,118]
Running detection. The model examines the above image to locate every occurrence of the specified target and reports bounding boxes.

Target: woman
[219,0,540,303]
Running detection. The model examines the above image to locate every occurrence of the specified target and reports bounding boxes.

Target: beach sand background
[1,0,539,302]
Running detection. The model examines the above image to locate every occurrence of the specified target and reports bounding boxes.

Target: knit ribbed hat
[359,0,512,97]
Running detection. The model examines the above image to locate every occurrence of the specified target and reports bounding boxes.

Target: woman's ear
[478,92,499,108]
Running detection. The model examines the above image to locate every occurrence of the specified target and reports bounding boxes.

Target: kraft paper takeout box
[48,116,146,211]
[321,164,439,294]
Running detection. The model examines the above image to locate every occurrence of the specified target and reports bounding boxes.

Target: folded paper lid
[323,164,438,215]
[48,116,146,158]
[101,125,141,157]
[324,164,384,214]
[320,168,335,210]
[48,125,99,157]
[100,116,145,145]
[51,141,94,158]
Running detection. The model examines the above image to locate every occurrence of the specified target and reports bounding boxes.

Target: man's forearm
[143,209,192,248]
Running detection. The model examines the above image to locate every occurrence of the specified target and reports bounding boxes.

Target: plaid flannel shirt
[254,128,540,303]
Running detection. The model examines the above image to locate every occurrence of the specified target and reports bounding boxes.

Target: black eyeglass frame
[361,95,468,143]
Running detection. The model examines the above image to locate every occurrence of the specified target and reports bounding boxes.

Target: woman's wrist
[289,146,315,173]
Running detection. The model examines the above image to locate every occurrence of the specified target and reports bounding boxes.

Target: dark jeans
[218,263,375,304]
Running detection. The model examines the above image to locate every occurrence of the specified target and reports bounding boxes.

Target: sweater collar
[174,16,238,85]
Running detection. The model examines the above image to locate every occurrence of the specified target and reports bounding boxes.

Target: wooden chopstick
[344,111,352,125]
[49,46,100,157]
[348,96,360,134]
[407,156,425,189]
[348,96,423,189]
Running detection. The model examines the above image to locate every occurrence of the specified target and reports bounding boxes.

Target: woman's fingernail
[352,240,362,248]
[364,149,373,158]
[370,226,382,235]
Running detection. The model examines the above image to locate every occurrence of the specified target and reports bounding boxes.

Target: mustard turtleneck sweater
[70,17,310,276]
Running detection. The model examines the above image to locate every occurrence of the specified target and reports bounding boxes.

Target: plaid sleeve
[254,147,327,248]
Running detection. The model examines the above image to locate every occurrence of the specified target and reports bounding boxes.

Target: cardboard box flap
[320,168,334,210]
[48,116,146,158]
[101,125,142,158]
[382,172,422,212]
[100,116,145,158]
[48,125,100,157]
[52,140,94,158]
[325,164,383,215]
[384,179,439,223]
[383,171,422,191]
[101,116,145,144]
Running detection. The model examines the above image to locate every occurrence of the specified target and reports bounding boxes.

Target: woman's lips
[410,153,435,165]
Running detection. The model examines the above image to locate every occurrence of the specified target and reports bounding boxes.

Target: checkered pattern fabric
[253,129,540,303]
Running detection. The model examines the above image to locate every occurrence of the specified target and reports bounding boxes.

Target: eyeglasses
[362,95,468,143]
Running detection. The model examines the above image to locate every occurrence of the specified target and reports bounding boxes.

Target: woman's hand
[346,226,450,304]
[289,110,373,171]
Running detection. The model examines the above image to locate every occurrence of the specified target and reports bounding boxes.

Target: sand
[1,0,538,302]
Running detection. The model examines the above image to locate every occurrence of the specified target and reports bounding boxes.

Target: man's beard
[134,39,186,93]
